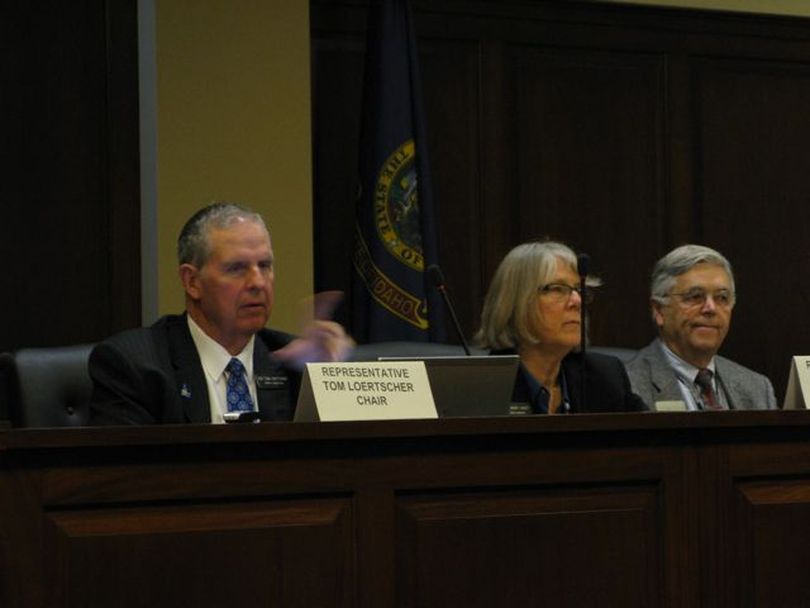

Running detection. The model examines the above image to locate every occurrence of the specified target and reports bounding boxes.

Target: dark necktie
[695,368,721,410]
[226,358,254,412]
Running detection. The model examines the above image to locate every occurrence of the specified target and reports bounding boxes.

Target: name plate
[655,400,687,412]
[294,362,438,422]
[783,356,810,409]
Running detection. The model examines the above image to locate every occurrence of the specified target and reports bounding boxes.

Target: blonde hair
[474,240,599,350]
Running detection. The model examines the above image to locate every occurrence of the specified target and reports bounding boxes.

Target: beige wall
[155,0,312,333]
[596,0,810,17]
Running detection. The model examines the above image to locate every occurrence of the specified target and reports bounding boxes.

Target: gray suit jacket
[624,339,776,411]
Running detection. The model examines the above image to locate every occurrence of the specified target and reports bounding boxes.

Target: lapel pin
[180,384,192,399]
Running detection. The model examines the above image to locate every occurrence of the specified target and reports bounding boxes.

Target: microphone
[577,253,590,413]
[426,264,471,355]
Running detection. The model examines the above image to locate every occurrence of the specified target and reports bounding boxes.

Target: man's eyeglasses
[538,283,594,304]
[668,288,735,309]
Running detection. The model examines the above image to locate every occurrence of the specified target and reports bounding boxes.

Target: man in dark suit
[625,244,775,411]
[89,202,352,425]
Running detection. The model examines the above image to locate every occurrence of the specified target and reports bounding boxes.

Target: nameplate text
[294,362,437,421]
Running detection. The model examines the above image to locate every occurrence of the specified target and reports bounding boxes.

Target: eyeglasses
[538,283,594,304]
[667,288,735,309]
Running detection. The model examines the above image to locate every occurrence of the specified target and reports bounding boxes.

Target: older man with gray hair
[625,244,775,411]
[89,202,353,425]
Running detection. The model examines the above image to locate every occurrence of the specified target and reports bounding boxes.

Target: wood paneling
[45,499,353,607]
[507,46,666,346]
[396,486,660,606]
[421,38,484,337]
[733,481,810,607]
[312,0,810,398]
[693,57,810,396]
[312,32,366,321]
[4,413,810,606]
[1,1,140,352]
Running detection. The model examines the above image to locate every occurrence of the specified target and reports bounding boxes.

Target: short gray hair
[474,240,599,350]
[650,244,735,302]
[177,202,269,267]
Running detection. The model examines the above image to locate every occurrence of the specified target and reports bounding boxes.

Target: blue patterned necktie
[226,358,254,412]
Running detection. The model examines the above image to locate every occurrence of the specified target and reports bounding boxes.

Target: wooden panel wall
[45,499,353,606]
[311,0,810,399]
[5,414,810,607]
[1,1,141,352]
[396,479,662,606]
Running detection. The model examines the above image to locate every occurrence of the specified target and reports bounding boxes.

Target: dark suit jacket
[495,349,647,414]
[88,314,301,425]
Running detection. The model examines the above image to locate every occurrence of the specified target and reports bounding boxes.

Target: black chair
[349,341,486,361]
[0,344,94,427]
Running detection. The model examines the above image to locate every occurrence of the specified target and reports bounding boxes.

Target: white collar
[187,315,255,384]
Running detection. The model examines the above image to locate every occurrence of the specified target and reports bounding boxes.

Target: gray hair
[650,244,735,303]
[474,240,600,350]
[177,202,269,267]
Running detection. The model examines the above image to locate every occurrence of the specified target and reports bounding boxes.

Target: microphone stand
[427,264,471,355]
[577,253,590,413]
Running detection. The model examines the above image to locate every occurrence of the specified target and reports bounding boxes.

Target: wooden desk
[2,412,810,607]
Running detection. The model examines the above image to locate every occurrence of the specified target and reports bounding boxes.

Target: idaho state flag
[352,0,444,343]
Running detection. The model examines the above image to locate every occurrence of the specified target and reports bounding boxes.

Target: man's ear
[651,299,665,329]
[179,264,201,300]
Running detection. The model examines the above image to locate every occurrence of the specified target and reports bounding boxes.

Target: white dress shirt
[187,316,257,423]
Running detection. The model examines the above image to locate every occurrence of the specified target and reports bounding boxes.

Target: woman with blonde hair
[476,240,645,414]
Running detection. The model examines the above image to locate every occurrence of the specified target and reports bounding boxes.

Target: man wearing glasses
[625,244,776,411]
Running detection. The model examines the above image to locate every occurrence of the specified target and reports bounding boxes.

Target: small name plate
[655,400,687,412]
[783,356,810,409]
[294,362,438,422]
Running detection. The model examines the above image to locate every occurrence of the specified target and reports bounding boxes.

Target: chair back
[0,344,94,427]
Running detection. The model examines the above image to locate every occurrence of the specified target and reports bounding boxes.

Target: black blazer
[88,314,301,425]
[495,349,647,414]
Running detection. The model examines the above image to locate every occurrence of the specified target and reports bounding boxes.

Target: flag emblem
[374,139,423,271]
[354,224,429,330]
